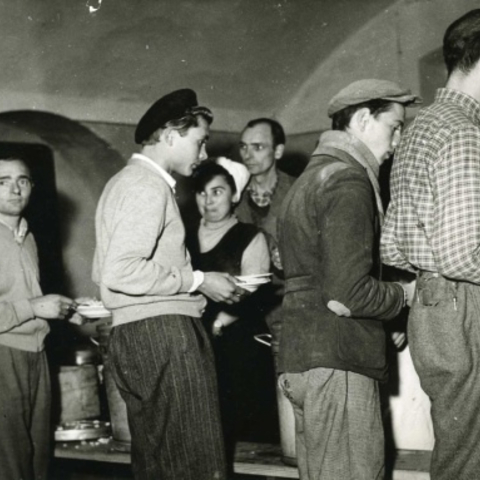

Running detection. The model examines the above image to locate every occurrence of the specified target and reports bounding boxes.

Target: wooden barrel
[96,324,132,446]
[58,365,100,423]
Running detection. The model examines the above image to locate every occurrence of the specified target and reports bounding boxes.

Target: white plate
[236,274,272,282]
[237,284,260,293]
[234,280,270,293]
[77,305,111,318]
[235,278,270,286]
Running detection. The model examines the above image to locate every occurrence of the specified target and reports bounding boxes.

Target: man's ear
[163,127,177,146]
[351,108,371,132]
[274,144,285,160]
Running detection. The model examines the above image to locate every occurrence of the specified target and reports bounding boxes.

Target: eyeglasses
[0,178,33,189]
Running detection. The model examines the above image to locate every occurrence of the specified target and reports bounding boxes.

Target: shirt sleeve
[0,299,35,333]
[101,183,194,296]
[319,169,404,321]
[381,200,417,273]
[241,232,271,275]
[431,128,480,283]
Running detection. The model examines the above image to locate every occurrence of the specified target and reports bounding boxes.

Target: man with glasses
[0,157,76,480]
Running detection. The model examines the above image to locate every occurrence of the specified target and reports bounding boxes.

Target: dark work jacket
[277,150,404,381]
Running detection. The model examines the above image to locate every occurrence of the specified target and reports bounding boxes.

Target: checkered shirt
[247,175,279,208]
[381,88,480,284]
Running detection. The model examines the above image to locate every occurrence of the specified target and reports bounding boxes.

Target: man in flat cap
[93,89,244,480]
[276,79,419,479]
[381,10,480,480]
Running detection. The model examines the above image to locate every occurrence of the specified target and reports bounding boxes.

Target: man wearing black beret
[93,88,244,480]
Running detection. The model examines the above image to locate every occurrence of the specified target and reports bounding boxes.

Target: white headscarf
[215,157,251,203]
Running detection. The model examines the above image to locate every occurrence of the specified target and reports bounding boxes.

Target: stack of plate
[234,273,272,292]
[76,302,111,319]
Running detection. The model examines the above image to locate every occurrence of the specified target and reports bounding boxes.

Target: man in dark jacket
[277,79,419,480]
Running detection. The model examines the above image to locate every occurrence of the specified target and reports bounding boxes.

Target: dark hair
[0,156,27,163]
[443,9,480,76]
[0,156,30,173]
[331,99,395,131]
[244,118,286,147]
[142,106,213,146]
[191,159,236,196]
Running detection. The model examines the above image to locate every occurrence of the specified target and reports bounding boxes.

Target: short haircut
[142,106,213,146]
[243,118,286,147]
[0,156,30,171]
[331,99,395,131]
[191,159,236,196]
[443,9,480,76]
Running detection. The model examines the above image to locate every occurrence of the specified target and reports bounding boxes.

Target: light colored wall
[2,0,472,135]
[279,0,474,133]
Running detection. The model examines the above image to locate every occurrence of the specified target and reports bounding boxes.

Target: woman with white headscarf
[187,157,277,466]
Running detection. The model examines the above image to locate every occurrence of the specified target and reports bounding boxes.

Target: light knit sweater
[0,220,49,352]
[93,156,207,326]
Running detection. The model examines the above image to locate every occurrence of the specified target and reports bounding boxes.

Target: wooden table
[54,439,432,479]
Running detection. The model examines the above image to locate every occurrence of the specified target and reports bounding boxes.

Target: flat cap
[135,88,198,144]
[327,79,422,118]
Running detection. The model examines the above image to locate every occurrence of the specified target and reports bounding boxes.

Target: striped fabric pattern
[381,88,480,283]
[107,315,226,480]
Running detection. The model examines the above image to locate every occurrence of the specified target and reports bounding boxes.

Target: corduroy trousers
[409,273,480,480]
[0,345,51,480]
[107,314,226,480]
[279,367,384,480]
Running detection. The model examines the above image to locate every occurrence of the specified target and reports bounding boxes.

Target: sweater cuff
[12,298,36,324]
[188,271,205,293]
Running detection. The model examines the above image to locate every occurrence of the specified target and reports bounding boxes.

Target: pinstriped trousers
[279,368,384,480]
[107,314,226,480]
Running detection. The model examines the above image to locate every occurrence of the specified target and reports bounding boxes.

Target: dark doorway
[0,142,65,294]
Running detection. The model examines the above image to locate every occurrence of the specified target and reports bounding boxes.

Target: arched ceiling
[1,0,397,126]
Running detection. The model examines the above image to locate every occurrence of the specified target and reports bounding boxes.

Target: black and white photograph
[0,1,478,479]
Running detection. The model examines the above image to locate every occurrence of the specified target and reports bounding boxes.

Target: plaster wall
[279,0,474,133]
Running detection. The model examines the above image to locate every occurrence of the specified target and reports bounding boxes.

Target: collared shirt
[130,153,203,291]
[246,171,278,208]
[381,88,480,284]
[0,217,28,244]
[131,153,176,191]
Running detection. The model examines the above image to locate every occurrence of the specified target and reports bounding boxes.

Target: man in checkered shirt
[381,9,480,480]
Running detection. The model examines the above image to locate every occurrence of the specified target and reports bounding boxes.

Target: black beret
[135,88,199,144]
